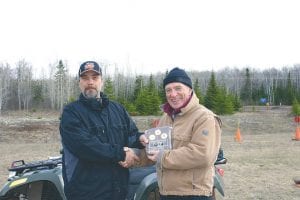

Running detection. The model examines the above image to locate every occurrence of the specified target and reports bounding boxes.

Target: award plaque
[144,126,172,153]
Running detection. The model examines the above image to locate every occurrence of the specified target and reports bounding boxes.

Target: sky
[1,0,300,76]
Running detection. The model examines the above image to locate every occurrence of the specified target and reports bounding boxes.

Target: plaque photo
[144,126,172,153]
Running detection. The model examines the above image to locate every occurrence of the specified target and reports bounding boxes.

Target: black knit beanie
[163,67,192,89]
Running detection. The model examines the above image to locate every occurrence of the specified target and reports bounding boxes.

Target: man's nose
[172,89,179,95]
[87,78,94,84]
[168,89,177,97]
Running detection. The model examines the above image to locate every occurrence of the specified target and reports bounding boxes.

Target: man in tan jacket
[146,67,222,200]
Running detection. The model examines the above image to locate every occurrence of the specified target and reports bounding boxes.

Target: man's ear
[100,79,104,91]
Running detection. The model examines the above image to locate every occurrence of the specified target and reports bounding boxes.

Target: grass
[1,108,300,199]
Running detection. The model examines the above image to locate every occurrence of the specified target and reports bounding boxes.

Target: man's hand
[119,147,139,168]
[146,150,162,162]
[139,134,149,147]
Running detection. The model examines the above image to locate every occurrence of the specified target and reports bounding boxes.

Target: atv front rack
[8,157,62,177]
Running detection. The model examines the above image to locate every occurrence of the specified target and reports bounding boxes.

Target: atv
[0,149,226,200]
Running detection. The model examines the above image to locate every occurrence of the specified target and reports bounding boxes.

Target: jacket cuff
[134,132,146,149]
[115,145,126,162]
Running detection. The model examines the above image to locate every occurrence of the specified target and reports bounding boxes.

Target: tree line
[1,60,300,115]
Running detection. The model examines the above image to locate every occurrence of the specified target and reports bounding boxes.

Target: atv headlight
[9,178,28,188]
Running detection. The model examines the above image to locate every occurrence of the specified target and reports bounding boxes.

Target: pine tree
[159,70,169,103]
[103,76,116,100]
[135,89,151,115]
[135,75,161,115]
[147,74,161,114]
[194,78,203,104]
[54,60,67,111]
[240,68,252,105]
[216,86,234,114]
[32,80,44,108]
[232,92,242,111]
[158,81,166,103]
[133,75,143,102]
[286,72,295,105]
[274,79,285,105]
[148,74,155,92]
[204,71,220,113]
[292,98,300,116]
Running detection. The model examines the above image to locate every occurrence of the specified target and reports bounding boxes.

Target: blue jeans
[160,195,213,200]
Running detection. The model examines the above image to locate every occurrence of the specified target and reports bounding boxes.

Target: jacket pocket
[162,169,193,192]
[172,134,191,149]
[89,125,108,143]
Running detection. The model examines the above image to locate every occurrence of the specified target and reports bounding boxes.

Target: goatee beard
[83,89,99,99]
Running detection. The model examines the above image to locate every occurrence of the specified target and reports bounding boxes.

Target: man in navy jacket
[60,61,146,200]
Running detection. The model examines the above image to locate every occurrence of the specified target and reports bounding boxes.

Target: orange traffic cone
[293,126,300,141]
[235,127,242,143]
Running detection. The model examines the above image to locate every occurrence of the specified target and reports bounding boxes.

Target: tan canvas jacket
[157,94,222,196]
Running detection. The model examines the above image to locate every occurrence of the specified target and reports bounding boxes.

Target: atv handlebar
[8,157,62,176]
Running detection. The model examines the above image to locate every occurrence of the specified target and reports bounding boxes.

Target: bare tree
[47,62,57,109]
[15,60,33,111]
[53,60,72,111]
[0,63,11,114]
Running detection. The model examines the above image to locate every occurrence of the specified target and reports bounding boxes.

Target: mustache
[85,87,96,90]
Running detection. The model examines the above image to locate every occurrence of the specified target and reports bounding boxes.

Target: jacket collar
[180,93,199,114]
[79,92,109,110]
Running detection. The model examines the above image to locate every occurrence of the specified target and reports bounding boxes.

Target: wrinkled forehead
[165,82,186,88]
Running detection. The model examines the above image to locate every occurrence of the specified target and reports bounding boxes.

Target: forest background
[1,59,300,115]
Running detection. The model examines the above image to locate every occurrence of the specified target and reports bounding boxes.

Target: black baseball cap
[78,61,102,77]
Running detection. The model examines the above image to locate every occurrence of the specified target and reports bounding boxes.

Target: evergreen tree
[118,97,137,115]
[147,74,161,114]
[54,60,67,111]
[274,79,285,105]
[133,75,143,102]
[286,72,295,105]
[135,75,161,115]
[292,98,300,116]
[216,86,234,115]
[204,71,220,113]
[240,68,252,105]
[135,89,149,115]
[194,78,203,104]
[158,81,166,103]
[232,92,242,111]
[103,76,116,100]
[148,74,155,92]
[32,80,44,108]
[159,70,169,103]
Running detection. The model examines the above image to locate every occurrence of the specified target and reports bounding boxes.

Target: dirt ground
[0,107,300,200]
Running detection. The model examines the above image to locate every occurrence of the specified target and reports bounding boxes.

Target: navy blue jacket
[60,93,143,200]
